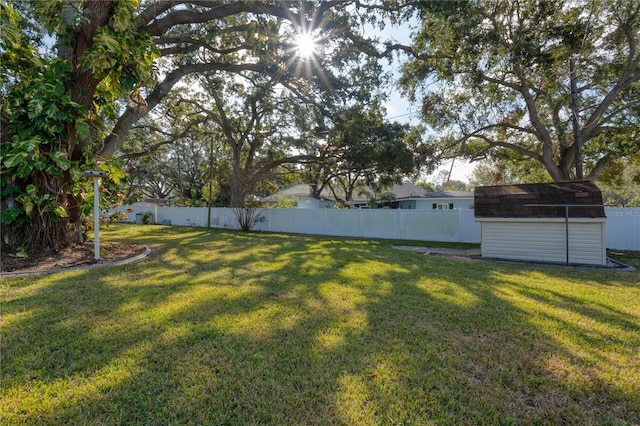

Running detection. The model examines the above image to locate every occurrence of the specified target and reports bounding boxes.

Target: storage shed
[474,181,606,265]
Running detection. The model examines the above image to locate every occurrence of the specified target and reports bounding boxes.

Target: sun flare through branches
[295,31,318,58]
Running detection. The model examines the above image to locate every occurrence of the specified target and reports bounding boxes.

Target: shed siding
[480,219,606,265]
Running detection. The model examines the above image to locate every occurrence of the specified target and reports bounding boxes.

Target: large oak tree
[1,0,395,252]
[401,0,640,182]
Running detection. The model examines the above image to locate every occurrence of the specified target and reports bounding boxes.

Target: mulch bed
[1,242,147,273]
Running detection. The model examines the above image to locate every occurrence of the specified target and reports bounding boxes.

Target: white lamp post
[84,170,107,260]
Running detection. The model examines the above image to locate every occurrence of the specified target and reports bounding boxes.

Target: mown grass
[2,224,639,425]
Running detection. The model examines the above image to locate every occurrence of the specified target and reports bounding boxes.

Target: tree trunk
[228,142,243,207]
[2,173,81,252]
[13,0,117,253]
[570,57,583,180]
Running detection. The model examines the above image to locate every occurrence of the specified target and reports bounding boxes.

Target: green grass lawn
[2,224,639,425]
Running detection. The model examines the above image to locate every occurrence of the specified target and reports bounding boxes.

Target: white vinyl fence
[112,204,640,250]
[604,207,640,250]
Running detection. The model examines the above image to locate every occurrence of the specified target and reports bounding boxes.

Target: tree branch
[155,27,254,55]
[141,2,306,37]
[99,61,272,156]
[118,119,205,160]
[585,153,611,180]
[582,37,640,141]
[463,133,543,162]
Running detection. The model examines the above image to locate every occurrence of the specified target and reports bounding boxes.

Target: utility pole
[84,170,107,260]
[207,137,214,228]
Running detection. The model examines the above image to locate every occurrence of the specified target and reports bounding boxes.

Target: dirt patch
[394,245,638,270]
[1,242,147,273]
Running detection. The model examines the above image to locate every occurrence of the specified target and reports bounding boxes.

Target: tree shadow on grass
[2,225,639,424]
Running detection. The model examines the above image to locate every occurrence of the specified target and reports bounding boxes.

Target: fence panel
[397,210,456,242]
[323,210,360,237]
[296,209,327,235]
[605,208,640,250]
[458,209,482,243]
[358,210,400,239]
[112,204,637,249]
[264,208,295,233]
[209,208,239,229]
[158,207,208,227]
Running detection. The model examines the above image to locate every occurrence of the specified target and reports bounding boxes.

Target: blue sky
[376,20,474,183]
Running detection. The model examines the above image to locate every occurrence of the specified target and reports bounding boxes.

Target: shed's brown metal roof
[474,181,605,218]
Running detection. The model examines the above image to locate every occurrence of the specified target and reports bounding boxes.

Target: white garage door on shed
[479,218,606,265]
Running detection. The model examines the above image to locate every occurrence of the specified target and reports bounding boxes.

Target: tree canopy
[1,0,404,251]
[401,0,640,182]
[596,153,640,206]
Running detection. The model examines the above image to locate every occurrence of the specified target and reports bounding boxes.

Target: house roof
[376,183,430,200]
[422,190,474,199]
[262,183,474,203]
[353,184,474,201]
[260,184,336,202]
[474,181,605,218]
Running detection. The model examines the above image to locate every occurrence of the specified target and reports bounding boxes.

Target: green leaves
[1,1,150,251]
[52,204,68,218]
[17,185,66,219]
[0,177,67,225]
[80,2,159,104]
[27,97,43,118]
[0,3,46,85]
[49,151,72,171]
[75,119,90,141]
[3,151,28,169]
[0,208,28,225]
[402,0,640,181]
[0,43,93,229]
[99,159,126,185]
[2,137,45,178]
[5,58,86,148]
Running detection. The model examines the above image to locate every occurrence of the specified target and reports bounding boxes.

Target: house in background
[348,183,430,209]
[261,183,474,209]
[419,190,475,210]
[260,184,338,209]
[351,186,473,209]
